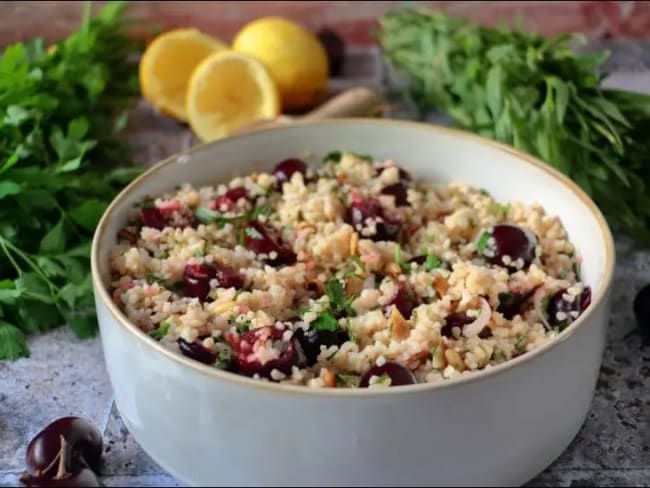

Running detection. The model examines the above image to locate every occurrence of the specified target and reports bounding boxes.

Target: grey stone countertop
[1,42,650,487]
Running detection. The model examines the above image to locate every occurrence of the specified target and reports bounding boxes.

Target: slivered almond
[323,369,336,388]
[433,276,449,297]
[297,222,316,231]
[405,350,431,370]
[385,262,402,277]
[209,300,237,316]
[390,307,410,340]
[345,276,364,296]
[445,349,466,372]
[349,232,359,255]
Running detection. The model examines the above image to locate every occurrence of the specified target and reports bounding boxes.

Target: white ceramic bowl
[91,119,615,487]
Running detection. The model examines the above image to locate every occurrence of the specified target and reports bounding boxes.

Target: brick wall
[1,1,649,47]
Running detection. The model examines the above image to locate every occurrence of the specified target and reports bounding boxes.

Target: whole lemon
[232,17,329,112]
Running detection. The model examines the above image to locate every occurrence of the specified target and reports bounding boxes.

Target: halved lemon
[139,28,228,121]
[185,51,280,143]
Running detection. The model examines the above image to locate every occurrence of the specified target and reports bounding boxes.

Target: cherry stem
[55,435,68,479]
[34,434,68,479]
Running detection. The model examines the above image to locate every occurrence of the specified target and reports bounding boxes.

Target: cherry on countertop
[633,284,650,335]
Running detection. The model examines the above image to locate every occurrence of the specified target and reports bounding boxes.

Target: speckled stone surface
[1,41,649,487]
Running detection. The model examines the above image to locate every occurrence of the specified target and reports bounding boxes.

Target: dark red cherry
[178,337,217,365]
[211,187,248,211]
[441,312,474,338]
[183,263,213,300]
[274,158,307,185]
[634,284,650,335]
[140,207,167,230]
[384,283,418,319]
[546,287,592,330]
[25,417,102,476]
[244,220,297,266]
[347,197,402,242]
[359,361,416,387]
[381,182,409,206]
[317,28,345,77]
[294,327,349,366]
[230,326,306,378]
[480,224,537,271]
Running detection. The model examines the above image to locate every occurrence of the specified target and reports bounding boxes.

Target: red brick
[0,0,649,47]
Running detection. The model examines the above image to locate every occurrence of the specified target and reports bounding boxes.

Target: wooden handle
[300,86,384,121]
[234,87,384,136]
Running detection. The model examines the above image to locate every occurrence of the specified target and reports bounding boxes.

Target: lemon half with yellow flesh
[139,28,228,121]
[185,51,280,143]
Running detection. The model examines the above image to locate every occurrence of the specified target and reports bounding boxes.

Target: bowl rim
[91,117,615,397]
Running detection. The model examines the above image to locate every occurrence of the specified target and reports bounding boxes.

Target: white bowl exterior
[93,121,613,486]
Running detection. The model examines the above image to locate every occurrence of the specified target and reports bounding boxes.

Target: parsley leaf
[215,346,232,370]
[424,252,442,271]
[147,321,170,341]
[335,373,359,387]
[394,244,411,273]
[0,321,29,359]
[324,279,355,316]
[322,150,373,163]
[476,231,491,253]
[0,1,146,359]
[311,311,339,332]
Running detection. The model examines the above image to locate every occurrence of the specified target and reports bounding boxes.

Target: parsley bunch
[378,8,650,242]
[0,1,144,359]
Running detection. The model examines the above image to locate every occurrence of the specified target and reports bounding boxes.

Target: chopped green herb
[194,206,242,227]
[323,150,373,163]
[158,250,170,259]
[215,346,232,370]
[296,305,309,317]
[350,255,366,272]
[479,188,491,197]
[324,278,355,316]
[476,231,491,253]
[312,311,339,331]
[193,249,203,258]
[170,281,184,293]
[426,234,435,243]
[394,244,411,273]
[424,252,442,271]
[494,349,508,361]
[491,203,510,218]
[140,199,156,209]
[514,335,527,351]
[344,320,359,343]
[250,205,271,219]
[234,321,251,334]
[373,373,391,385]
[245,226,263,240]
[323,151,342,163]
[335,373,359,387]
[498,292,515,309]
[148,321,170,341]
[146,274,165,285]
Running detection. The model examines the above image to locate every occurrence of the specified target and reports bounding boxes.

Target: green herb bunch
[0,1,144,359]
[378,8,650,242]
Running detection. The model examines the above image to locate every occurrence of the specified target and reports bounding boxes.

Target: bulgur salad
[109,152,591,388]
